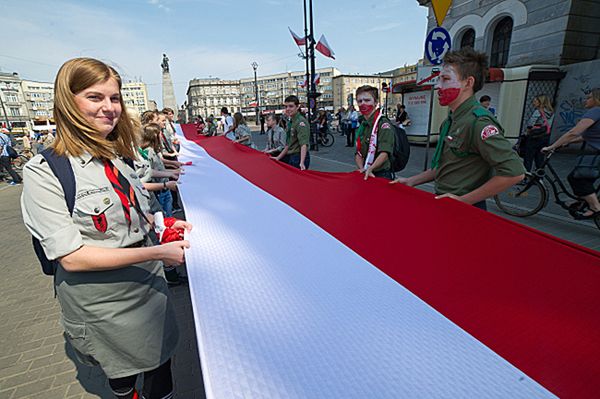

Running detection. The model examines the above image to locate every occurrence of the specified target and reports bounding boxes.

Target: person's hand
[270,156,279,161]
[434,193,464,202]
[300,162,306,171]
[363,168,375,180]
[166,180,178,190]
[541,146,554,153]
[159,240,190,266]
[390,176,412,186]
[171,220,193,232]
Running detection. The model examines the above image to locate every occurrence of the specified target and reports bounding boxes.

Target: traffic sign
[425,27,452,65]
[416,66,441,86]
[432,0,453,27]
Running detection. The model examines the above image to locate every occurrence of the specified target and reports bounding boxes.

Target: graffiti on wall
[555,60,600,136]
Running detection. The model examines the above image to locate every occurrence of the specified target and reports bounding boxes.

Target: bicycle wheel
[12,155,28,170]
[320,132,334,147]
[494,176,547,217]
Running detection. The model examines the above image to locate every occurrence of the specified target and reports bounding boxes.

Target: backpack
[387,121,410,172]
[31,149,134,275]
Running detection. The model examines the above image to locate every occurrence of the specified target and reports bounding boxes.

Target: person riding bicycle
[542,88,600,219]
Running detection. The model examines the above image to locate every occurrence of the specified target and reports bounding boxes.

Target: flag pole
[308,0,319,150]
[303,0,312,148]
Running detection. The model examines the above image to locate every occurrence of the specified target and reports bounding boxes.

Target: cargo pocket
[61,316,97,366]
[74,197,115,238]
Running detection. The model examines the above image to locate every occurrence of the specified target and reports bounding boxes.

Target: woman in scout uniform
[392,48,524,209]
[354,85,395,180]
[21,58,191,399]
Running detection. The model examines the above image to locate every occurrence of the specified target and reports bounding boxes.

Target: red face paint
[438,88,461,106]
[359,104,375,116]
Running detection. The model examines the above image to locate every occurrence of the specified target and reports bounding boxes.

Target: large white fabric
[176,131,555,399]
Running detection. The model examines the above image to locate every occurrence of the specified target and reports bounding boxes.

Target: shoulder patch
[299,122,306,127]
[481,125,499,141]
[380,122,391,129]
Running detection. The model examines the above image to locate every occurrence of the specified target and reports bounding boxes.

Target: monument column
[161,53,177,111]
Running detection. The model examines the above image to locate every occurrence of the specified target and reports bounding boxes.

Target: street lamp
[251,61,259,125]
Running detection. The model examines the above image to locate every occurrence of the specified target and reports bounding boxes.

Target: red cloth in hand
[160,217,184,243]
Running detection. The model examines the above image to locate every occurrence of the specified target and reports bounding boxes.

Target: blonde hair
[589,88,600,107]
[233,112,246,130]
[52,58,137,160]
[534,95,554,113]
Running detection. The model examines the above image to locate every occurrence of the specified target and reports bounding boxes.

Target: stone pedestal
[162,71,177,111]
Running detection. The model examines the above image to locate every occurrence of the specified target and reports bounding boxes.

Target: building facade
[186,79,241,120]
[21,79,54,130]
[417,0,600,139]
[332,74,393,111]
[121,81,150,116]
[0,72,31,134]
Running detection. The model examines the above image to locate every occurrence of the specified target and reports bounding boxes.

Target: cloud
[366,22,403,33]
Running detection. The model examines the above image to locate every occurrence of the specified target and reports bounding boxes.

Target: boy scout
[392,48,525,209]
[273,95,310,170]
[354,85,395,180]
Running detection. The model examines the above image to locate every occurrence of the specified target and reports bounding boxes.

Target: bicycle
[494,150,600,230]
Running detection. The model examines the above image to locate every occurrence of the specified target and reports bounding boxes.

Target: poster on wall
[403,91,432,136]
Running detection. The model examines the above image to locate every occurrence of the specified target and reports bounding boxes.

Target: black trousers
[108,359,173,399]
[0,156,21,183]
[346,128,356,146]
[568,169,598,197]
[523,135,549,172]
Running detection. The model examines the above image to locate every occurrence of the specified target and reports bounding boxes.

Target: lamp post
[251,61,259,125]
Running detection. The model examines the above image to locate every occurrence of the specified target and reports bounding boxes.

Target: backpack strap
[40,148,76,215]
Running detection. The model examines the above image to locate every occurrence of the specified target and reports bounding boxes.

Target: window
[490,17,513,68]
[460,29,475,49]
[9,107,20,116]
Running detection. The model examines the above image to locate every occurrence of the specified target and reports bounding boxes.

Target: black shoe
[164,268,182,286]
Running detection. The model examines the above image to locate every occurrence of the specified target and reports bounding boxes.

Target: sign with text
[403,91,432,136]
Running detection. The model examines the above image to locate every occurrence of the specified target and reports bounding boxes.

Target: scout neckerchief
[103,159,139,228]
[360,108,383,171]
[138,147,149,160]
[430,115,452,169]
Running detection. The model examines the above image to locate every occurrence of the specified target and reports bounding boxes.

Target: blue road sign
[425,27,452,65]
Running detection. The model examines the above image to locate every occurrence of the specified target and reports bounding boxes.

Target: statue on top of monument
[161,53,169,73]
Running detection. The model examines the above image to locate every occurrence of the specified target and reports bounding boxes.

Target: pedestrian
[232,112,254,147]
[479,95,496,116]
[272,95,310,170]
[20,58,191,398]
[353,85,395,180]
[392,48,525,210]
[260,114,266,135]
[219,107,235,140]
[263,114,286,156]
[522,95,554,172]
[346,105,359,147]
[395,104,411,127]
[162,107,180,151]
[542,88,600,219]
[337,107,346,136]
[0,128,22,185]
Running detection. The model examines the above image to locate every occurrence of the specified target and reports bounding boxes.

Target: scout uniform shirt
[286,112,310,154]
[21,152,179,378]
[358,114,395,172]
[433,96,525,196]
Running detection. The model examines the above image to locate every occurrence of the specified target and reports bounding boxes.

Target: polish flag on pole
[313,73,321,86]
[248,100,258,107]
[315,34,335,59]
[288,27,306,47]
[298,79,307,88]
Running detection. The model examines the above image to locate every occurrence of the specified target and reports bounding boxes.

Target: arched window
[460,29,475,49]
[490,17,513,68]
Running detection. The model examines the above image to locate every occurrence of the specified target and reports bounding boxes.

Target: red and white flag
[315,34,335,59]
[298,79,307,88]
[176,123,600,399]
[312,73,320,86]
[248,100,258,107]
[288,27,306,47]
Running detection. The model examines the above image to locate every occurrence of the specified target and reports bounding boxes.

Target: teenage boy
[392,48,524,210]
[273,95,310,170]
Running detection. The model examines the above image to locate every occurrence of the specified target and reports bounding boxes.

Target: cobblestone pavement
[0,185,205,398]
[1,128,598,398]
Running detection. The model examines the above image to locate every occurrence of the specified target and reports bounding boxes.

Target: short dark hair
[355,85,379,102]
[443,47,488,92]
[266,113,277,121]
[221,107,229,114]
[284,95,299,105]
[479,95,491,103]
[162,107,174,114]
[399,104,406,109]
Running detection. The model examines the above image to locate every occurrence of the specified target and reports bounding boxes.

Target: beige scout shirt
[20,152,178,378]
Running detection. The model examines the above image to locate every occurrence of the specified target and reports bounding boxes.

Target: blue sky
[1,0,429,108]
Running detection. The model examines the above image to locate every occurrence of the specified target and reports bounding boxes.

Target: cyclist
[542,88,600,219]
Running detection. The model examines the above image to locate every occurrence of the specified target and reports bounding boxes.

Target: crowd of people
[11,47,600,398]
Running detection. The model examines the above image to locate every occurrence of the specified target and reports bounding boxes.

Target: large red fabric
[182,125,600,398]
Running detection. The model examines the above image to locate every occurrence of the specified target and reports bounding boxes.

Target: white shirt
[222,114,234,140]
